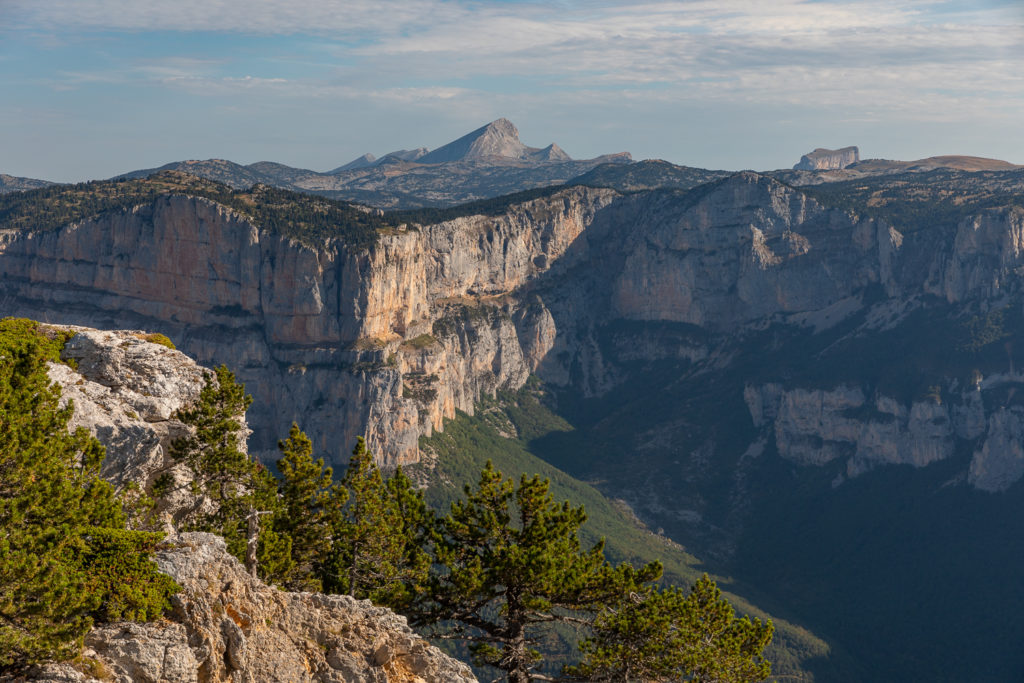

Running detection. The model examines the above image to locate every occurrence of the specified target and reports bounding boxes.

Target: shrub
[74,528,180,622]
[142,333,176,350]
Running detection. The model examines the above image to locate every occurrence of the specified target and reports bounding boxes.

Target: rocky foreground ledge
[21,532,474,683]
[8,327,475,683]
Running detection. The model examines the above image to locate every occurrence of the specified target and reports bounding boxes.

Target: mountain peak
[419,118,527,164]
[416,118,578,165]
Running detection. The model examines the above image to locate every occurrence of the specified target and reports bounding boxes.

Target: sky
[1,0,1022,182]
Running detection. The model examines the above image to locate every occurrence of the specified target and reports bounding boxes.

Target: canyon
[4,161,1024,680]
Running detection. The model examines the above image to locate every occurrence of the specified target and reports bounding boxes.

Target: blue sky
[1,0,1022,182]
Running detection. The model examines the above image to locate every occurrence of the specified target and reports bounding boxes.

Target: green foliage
[568,160,730,193]
[319,438,432,610]
[0,322,175,671]
[400,333,437,350]
[959,308,1010,352]
[801,169,1024,234]
[170,365,291,577]
[141,332,176,350]
[73,528,179,622]
[415,383,828,679]
[567,574,773,682]
[0,317,76,363]
[0,171,389,248]
[413,461,661,683]
[384,185,571,226]
[274,423,333,590]
[172,365,253,513]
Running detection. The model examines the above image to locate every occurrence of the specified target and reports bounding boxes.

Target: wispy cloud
[1,0,1021,178]
[5,0,457,36]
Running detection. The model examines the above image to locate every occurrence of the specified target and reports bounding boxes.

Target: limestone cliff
[0,187,616,468]
[4,171,1024,492]
[793,146,860,171]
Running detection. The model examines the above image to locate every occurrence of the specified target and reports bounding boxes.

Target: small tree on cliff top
[275,422,334,591]
[566,574,773,682]
[171,364,291,578]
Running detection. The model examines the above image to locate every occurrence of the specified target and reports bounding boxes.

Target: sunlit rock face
[6,170,1024,492]
[793,146,860,170]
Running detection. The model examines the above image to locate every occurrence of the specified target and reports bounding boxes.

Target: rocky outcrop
[608,172,898,330]
[928,207,1024,303]
[47,328,214,520]
[25,534,475,683]
[793,146,860,171]
[968,405,1024,491]
[22,327,476,683]
[746,384,953,477]
[746,378,1024,489]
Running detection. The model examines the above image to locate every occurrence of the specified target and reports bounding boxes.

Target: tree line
[171,366,774,682]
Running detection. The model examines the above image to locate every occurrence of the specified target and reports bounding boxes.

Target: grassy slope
[411,381,830,680]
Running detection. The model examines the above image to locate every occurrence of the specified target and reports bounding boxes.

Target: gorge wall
[3,172,1024,493]
[0,187,615,467]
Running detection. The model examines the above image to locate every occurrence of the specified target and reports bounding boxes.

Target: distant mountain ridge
[113,118,632,209]
[0,172,53,194]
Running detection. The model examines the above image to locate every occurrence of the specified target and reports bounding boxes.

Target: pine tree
[274,422,333,590]
[0,319,176,671]
[319,437,431,609]
[413,461,661,683]
[171,364,253,514]
[567,574,773,683]
[170,364,291,579]
[382,466,433,611]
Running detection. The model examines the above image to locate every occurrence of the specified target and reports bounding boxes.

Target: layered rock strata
[5,172,1024,489]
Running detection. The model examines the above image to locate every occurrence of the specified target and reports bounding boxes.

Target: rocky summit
[417,118,570,164]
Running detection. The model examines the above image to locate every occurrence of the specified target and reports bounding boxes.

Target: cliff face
[0,187,616,467]
[793,146,860,171]
[4,172,1024,491]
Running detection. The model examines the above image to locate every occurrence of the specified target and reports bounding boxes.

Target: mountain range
[112,118,632,208]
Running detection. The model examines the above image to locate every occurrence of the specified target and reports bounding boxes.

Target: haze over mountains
[5,117,1019,217]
